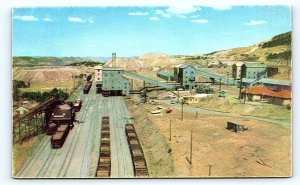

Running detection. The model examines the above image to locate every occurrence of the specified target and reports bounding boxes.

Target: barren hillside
[104,52,184,71]
[13,67,81,83]
[204,31,291,65]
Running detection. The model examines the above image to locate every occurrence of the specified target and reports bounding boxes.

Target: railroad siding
[107,97,134,177]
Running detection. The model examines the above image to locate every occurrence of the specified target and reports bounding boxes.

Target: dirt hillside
[13,67,81,83]
[104,52,184,71]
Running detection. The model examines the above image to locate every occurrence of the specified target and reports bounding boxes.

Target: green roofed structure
[157,71,175,81]
[241,63,267,79]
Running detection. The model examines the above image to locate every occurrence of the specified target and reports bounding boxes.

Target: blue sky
[12,6,291,57]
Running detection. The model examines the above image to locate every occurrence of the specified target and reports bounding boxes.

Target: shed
[242,86,291,106]
[241,63,267,79]
[255,78,291,91]
[183,96,199,104]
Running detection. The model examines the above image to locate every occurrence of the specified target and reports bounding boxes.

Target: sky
[12,6,291,57]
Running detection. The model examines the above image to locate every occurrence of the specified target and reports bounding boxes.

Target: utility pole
[219,78,222,91]
[195,111,198,118]
[239,77,242,99]
[190,131,193,164]
[181,101,184,121]
[226,72,229,86]
[244,85,247,104]
[169,120,172,141]
[177,89,179,102]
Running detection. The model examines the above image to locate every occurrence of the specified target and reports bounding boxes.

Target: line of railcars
[96,116,111,177]
[125,124,149,177]
[45,102,77,149]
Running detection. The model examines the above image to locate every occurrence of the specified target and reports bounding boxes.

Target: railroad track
[16,84,94,178]
[96,116,111,177]
[108,97,134,177]
[56,84,97,177]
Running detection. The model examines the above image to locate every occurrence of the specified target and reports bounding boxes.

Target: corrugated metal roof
[243,86,291,99]
[242,78,256,83]
[243,63,267,68]
[157,70,174,77]
[257,78,291,86]
[103,67,123,71]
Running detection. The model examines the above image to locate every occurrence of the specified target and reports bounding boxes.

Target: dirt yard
[128,99,291,177]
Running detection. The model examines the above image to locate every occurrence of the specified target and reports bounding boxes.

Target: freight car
[51,124,70,148]
[83,81,93,94]
[87,74,92,81]
[125,124,149,177]
[96,116,111,177]
[48,103,75,148]
[73,98,82,112]
[50,103,75,126]
[46,121,58,135]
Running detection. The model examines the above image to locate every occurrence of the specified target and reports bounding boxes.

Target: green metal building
[241,63,267,79]
[174,64,196,90]
[102,67,130,96]
[157,70,175,81]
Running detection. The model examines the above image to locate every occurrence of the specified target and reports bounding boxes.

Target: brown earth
[104,52,184,71]
[13,67,81,83]
[126,100,174,177]
[140,102,291,177]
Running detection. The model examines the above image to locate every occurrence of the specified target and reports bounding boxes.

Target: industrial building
[241,63,267,79]
[232,62,244,80]
[254,78,291,91]
[102,67,130,96]
[94,65,103,93]
[242,86,291,107]
[174,64,196,90]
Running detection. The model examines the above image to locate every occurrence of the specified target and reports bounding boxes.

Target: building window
[98,78,100,80]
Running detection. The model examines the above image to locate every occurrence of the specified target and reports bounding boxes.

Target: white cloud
[43,17,53,22]
[68,17,85,23]
[191,14,200,18]
[191,19,208,24]
[155,9,172,18]
[68,17,93,23]
[177,15,187,19]
[205,5,232,10]
[149,16,160,21]
[166,5,201,15]
[13,15,38,21]
[245,20,267,26]
[128,12,149,16]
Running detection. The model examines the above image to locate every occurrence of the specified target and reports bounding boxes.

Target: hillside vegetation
[204,31,291,65]
[13,56,103,67]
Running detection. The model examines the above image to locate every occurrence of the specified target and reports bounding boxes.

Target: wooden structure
[13,97,61,144]
[226,122,247,132]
